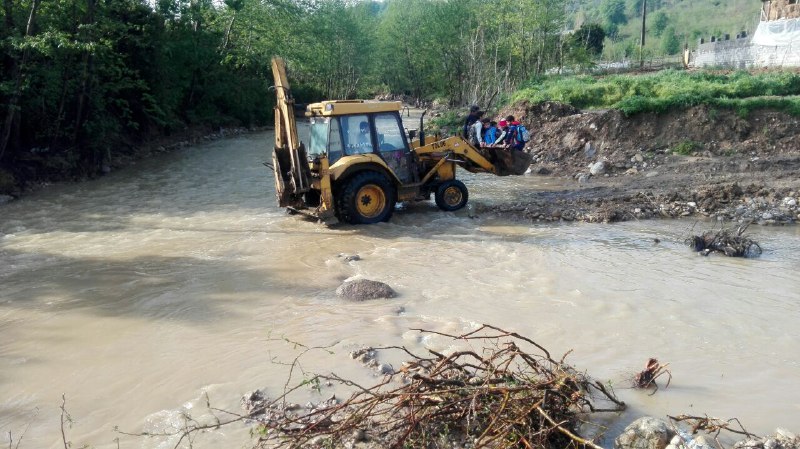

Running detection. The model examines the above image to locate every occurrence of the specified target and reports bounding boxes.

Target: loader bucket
[482,147,533,176]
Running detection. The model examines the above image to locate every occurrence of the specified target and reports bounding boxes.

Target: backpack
[484,127,498,144]
[517,124,531,143]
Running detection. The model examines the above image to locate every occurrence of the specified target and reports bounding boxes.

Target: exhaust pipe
[419,110,427,146]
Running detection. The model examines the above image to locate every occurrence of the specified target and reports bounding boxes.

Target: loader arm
[271,57,312,207]
[414,136,532,177]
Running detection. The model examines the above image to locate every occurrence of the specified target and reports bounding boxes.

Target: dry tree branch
[59,395,70,449]
[668,414,757,439]
[247,325,625,449]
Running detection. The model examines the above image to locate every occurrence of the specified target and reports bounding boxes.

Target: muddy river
[1,131,799,449]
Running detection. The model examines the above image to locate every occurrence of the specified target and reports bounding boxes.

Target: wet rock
[338,253,361,262]
[614,417,675,449]
[336,279,396,300]
[590,160,606,175]
[666,433,714,449]
[241,389,269,414]
[350,347,377,363]
[776,428,797,441]
[377,363,394,375]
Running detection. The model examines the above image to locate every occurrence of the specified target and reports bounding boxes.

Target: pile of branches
[249,325,626,449]
[687,222,762,257]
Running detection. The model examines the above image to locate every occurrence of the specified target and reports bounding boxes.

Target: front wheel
[435,179,469,211]
[337,171,397,224]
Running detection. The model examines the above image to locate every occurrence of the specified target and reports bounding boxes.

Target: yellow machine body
[269,57,531,225]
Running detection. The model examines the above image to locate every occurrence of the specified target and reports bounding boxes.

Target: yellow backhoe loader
[270,57,532,224]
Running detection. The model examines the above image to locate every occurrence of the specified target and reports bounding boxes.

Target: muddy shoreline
[483,102,800,225]
[0,125,261,201]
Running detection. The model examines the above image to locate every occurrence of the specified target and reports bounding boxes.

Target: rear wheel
[435,179,469,211]
[337,171,396,224]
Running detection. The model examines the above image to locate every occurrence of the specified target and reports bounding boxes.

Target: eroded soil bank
[487,101,800,225]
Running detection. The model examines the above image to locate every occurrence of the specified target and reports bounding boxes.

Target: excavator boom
[271,57,312,208]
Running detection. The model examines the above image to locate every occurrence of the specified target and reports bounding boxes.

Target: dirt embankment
[486,101,800,225]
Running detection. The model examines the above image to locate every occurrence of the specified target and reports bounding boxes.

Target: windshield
[308,116,344,164]
[308,117,328,159]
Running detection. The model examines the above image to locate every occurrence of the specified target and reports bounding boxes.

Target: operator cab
[306,100,415,183]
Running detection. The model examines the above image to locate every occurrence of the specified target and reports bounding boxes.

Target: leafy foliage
[512,69,800,115]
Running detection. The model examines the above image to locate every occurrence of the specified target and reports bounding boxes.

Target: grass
[511,69,800,116]
[673,140,701,155]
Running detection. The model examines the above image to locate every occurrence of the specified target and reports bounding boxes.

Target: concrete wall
[692,23,800,68]
[693,37,754,68]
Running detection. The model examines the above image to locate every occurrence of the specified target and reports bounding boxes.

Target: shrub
[673,140,700,155]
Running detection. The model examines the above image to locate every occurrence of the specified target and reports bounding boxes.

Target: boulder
[615,417,675,449]
[336,279,396,301]
[590,160,606,175]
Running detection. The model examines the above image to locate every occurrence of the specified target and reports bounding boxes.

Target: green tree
[652,11,669,37]
[570,23,606,56]
[600,0,627,29]
[661,26,681,55]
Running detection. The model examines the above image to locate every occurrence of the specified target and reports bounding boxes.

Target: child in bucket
[483,121,499,147]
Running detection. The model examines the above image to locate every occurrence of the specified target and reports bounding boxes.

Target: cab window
[374,113,406,152]
[308,117,344,164]
[309,117,328,159]
[328,118,343,163]
[342,115,374,155]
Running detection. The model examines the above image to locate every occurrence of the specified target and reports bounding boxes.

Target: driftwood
[686,222,762,257]
[633,358,671,395]
[249,325,626,449]
[668,414,756,438]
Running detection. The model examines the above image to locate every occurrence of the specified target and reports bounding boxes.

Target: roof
[306,100,402,117]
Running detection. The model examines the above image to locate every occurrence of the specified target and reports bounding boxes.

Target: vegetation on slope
[511,70,800,116]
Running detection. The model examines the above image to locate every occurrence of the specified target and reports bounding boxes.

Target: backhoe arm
[271,57,311,207]
[414,136,532,176]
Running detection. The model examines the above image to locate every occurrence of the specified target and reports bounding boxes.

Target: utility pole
[640,0,647,68]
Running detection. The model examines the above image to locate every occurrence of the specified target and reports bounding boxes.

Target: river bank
[0,125,259,202]
[479,101,800,225]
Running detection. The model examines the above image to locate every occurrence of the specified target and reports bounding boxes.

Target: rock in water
[336,279,396,300]
[615,417,674,449]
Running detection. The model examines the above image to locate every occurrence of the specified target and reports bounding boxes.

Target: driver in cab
[349,121,373,154]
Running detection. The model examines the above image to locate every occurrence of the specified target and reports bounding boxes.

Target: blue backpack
[517,125,531,143]
[484,126,498,144]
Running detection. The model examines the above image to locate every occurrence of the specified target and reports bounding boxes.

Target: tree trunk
[222,11,236,50]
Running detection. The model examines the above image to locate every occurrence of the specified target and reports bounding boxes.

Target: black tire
[435,179,469,211]
[337,171,397,224]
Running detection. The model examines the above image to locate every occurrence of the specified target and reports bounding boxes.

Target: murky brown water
[1,131,799,449]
